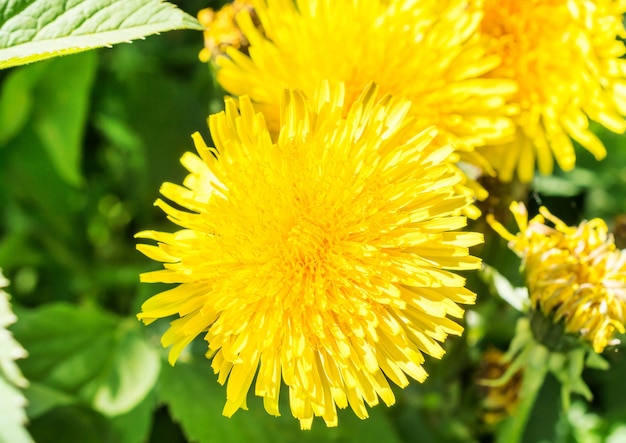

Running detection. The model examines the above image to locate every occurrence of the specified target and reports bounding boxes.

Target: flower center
[285,218,334,268]
[481,0,578,109]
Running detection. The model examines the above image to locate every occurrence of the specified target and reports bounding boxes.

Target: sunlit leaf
[607,425,626,443]
[11,303,160,417]
[0,271,33,443]
[0,381,33,443]
[564,402,604,443]
[0,0,202,70]
[480,264,530,313]
[83,321,160,416]
[532,171,593,198]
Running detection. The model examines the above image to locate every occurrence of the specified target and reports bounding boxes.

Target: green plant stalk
[496,342,550,443]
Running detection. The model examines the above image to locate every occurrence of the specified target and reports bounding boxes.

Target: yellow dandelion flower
[478,0,626,182]
[214,0,516,155]
[136,82,483,428]
[197,0,256,63]
[488,203,626,353]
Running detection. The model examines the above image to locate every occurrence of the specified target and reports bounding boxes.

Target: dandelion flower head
[478,0,626,182]
[136,82,483,428]
[214,0,516,155]
[488,202,626,353]
[198,0,255,63]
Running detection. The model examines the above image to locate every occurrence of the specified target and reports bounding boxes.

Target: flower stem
[496,343,549,443]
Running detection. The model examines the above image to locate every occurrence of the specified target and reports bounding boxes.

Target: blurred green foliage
[2,1,626,442]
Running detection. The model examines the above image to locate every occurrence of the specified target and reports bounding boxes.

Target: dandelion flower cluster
[136,83,482,428]
[197,0,255,63]
[488,203,626,353]
[478,0,626,182]
[214,0,516,155]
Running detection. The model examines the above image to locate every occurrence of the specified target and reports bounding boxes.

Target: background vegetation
[2,1,626,442]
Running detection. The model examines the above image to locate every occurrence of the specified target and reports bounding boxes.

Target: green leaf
[82,320,161,416]
[585,351,609,371]
[0,271,33,443]
[0,0,203,70]
[12,303,160,417]
[159,358,403,443]
[480,264,530,313]
[607,425,626,443]
[32,51,98,186]
[532,174,583,197]
[24,382,77,419]
[159,359,275,443]
[11,303,119,386]
[109,389,157,443]
[0,51,97,186]
[564,402,604,443]
[0,60,46,145]
[29,405,115,443]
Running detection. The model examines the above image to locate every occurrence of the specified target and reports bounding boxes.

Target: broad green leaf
[0,0,203,70]
[109,390,157,443]
[0,271,33,443]
[24,382,77,419]
[29,405,115,443]
[11,303,160,417]
[82,320,161,416]
[32,51,97,186]
[0,52,97,186]
[160,358,403,443]
[159,359,273,443]
[0,60,46,145]
[11,303,118,386]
